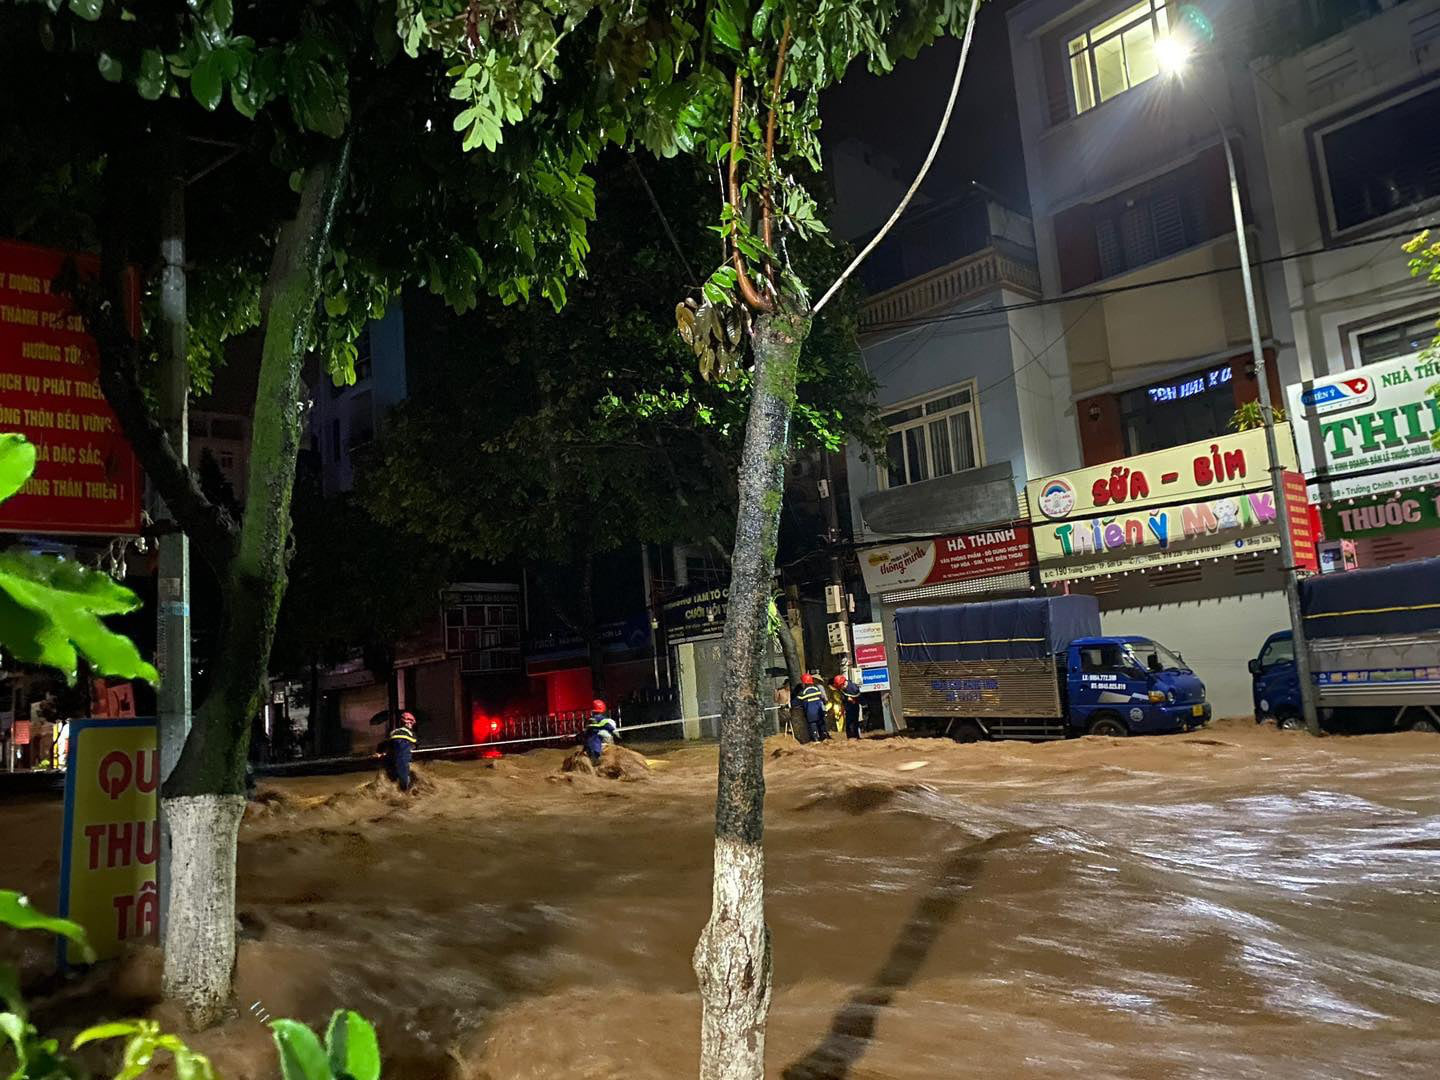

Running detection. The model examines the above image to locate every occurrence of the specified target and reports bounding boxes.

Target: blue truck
[1251,557,1440,734]
[894,596,1210,741]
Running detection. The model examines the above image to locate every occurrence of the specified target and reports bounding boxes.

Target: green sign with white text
[1287,352,1440,502]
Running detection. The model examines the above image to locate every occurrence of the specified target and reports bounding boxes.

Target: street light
[1159,38,1322,738]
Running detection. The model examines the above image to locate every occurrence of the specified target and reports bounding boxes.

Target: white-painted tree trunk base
[695,836,771,1080]
[161,794,246,1028]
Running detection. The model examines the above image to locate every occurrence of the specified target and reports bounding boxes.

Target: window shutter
[1096,218,1123,279]
[1151,192,1187,257]
[1042,32,1071,125]
[1119,205,1156,270]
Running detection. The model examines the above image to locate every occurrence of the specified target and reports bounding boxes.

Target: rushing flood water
[8,720,1440,1078]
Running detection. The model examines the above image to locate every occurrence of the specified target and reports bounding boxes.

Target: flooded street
[10,720,1440,1078]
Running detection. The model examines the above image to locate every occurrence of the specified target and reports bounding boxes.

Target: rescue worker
[583,699,619,763]
[834,674,863,739]
[796,673,829,743]
[382,710,418,791]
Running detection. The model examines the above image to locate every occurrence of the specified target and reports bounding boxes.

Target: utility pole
[820,453,851,676]
[156,122,192,929]
[1160,41,1320,736]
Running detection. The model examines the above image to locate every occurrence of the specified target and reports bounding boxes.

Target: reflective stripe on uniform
[389,729,417,744]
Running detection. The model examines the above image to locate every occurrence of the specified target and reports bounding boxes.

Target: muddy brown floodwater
[7,720,1440,1079]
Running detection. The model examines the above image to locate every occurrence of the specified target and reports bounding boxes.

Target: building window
[1095,171,1208,279]
[1320,82,1440,233]
[1068,0,1170,115]
[218,451,235,471]
[1118,364,1235,455]
[880,385,981,489]
[1356,312,1440,366]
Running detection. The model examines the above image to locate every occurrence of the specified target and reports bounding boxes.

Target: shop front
[1026,426,1312,717]
[857,523,1036,728]
[1288,353,1440,570]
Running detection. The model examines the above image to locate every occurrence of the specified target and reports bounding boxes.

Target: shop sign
[855,643,887,668]
[1027,425,1295,524]
[852,622,884,646]
[1287,353,1440,501]
[1284,471,1320,573]
[58,717,158,967]
[0,241,141,535]
[859,525,1033,595]
[1145,363,1232,405]
[1033,486,1283,582]
[662,582,729,644]
[1320,487,1440,540]
[860,666,891,692]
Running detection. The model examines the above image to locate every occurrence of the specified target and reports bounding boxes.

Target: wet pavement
[7,719,1440,1078]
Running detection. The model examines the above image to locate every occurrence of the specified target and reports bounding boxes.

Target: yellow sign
[1032,488,1284,581]
[58,718,159,967]
[1027,424,1296,525]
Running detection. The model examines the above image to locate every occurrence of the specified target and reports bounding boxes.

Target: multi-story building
[309,306,408,496]
[189,410,250,502]
[842,186,1079,550]
[1252,0,1440,567]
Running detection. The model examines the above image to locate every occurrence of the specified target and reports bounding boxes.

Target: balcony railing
[859,246,1041,332]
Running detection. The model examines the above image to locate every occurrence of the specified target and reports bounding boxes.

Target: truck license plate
[1191,705,1204,717]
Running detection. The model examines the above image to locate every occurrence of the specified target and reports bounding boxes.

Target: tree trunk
[770,596,802,687]
[161,144,350,1027]
[695,310,809,1079]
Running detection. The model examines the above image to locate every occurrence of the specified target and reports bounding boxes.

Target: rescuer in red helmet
[833,673,863,739]
[583,698,619,763]
[796,673,829,743]
[381,710,418,791]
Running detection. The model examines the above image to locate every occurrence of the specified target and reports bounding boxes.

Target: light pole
[1158,41,1321,736]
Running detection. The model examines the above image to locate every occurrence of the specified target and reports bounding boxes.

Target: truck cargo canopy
[894,596,1101,662]
[1302,557,1440,640]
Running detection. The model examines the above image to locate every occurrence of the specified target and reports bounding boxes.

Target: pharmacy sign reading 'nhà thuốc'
[1025,426,1303,583]
[1287,352,1440,503]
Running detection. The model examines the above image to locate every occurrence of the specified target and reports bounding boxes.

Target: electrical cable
[859,223,1440,335]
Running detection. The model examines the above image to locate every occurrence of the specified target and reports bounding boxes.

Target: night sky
[821,0,1028,226]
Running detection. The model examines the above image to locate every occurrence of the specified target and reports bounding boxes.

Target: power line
[860,223,1440,335]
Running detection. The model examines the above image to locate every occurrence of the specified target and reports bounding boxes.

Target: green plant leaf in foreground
[272,1018,331,1080]
[0,435,37,503]
[0,551,159,685]
[325,1010,381,1080]
[0,891,96,964]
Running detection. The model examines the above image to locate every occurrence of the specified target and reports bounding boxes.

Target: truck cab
[1248,630,1301,727]
[1066,636,1210,736]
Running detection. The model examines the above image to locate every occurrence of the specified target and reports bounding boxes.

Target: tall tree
[616,3,982,1073]
[1,0,693,1026]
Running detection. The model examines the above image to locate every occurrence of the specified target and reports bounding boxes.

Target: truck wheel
[1275,709,1305,731]
[950,720,985,744]
[1088,715,1128,738]
[1405,709,1440,734]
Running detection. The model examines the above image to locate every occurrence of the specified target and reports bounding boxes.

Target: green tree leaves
[273,1011,381,1080]
[0,435,157,685]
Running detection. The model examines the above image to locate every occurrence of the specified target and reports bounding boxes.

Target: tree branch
[728,70,773,313]
[811,0,980,316]
[759,18,792,284]
[81,151,239,572]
